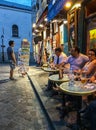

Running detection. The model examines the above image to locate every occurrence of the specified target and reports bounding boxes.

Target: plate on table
[84,83,96,90]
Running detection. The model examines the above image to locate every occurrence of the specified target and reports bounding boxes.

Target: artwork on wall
[86,17,96,52]
[89,29,96,49]
[67,8,78,49]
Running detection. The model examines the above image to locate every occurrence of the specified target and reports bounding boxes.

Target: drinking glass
[80,73,87,87]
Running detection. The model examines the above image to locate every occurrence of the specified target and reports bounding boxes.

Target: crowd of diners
[44,46,96,129]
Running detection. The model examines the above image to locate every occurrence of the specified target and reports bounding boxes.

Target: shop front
[47,0,74,54]
[69,0,96,53]
[85,0,96,52]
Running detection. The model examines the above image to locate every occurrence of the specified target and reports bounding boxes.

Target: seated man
[45,47,67,91]
[62,46,89,71]
[55,46,89,118]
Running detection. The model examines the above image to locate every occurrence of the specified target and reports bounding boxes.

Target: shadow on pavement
[0,79,10,84]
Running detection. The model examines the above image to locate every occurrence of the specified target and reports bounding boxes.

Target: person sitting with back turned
[7,40,16,80]
[45,47,67,91]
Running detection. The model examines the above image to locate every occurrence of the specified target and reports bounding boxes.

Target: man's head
[70,46,80,57]
[55,47,62,57]
[9,40,14,47]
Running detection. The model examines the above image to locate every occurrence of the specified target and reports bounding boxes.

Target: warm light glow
[63,20,68,24]
[35,29,39,32]
[71,3,81,10]
[39,24,44,27]
[52,19,57,23]
[38,33,42,36]
[23,39,28,42]
[65,2,71,8]
[44,18,48,22]
[74,3,81,8]
[32,33,35,35]
[33,23,36,28]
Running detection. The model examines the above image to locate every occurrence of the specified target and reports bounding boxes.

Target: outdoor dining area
[41,46,96,130]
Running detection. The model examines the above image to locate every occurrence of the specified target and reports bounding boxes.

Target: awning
[47,0,66,22]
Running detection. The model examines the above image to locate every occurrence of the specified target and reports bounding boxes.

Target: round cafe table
[48,74,69,83]
[60,81,96,96]
[60,81,96,127]
[42,67,59,73]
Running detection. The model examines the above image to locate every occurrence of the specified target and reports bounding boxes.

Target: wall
[0,6,32,62]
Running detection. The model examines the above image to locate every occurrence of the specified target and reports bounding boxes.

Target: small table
[42,67,59,73]
[48,74,69,84]
[60,82,96,96]
[60,82,96,127]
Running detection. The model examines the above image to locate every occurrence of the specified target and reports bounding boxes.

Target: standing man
[7,40,16,80]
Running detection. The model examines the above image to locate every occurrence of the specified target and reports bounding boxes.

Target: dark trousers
[47,72,58,90]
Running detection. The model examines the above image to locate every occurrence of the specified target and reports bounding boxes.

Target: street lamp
[1,35,5,62]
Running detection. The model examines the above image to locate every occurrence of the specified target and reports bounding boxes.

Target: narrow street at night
[0,64,77,130]
[0,64,51,130]
[0,0,96,130]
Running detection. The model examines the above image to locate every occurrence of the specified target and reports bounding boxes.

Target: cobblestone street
[0,64,77,130]
[0,64,50,130]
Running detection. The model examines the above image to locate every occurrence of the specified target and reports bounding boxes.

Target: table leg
[76,96,82,129]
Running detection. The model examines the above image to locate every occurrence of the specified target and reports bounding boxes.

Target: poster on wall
[67,8,78,49]
[59,24,64,45]
[89,29,96,49]
[20,39,30,65]
[18,39,30,76]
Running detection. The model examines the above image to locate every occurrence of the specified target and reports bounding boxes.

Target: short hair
[89,49,96,56]
[74,46,80,53]
[8,40,14,46]
[55,47,62,53]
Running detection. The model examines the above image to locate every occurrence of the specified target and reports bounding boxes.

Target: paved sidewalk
[0,64,50,130]
[28,66,77,130]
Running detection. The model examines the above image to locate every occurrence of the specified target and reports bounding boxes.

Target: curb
[27,74,56,130]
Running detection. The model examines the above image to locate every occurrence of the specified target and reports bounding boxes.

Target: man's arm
[11,52,16,64]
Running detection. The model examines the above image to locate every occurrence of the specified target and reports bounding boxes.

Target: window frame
[12,24,19,37]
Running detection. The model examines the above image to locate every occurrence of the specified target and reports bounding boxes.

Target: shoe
[56,106,64,111]
[9,77,16,80]
[49,91,58,97]
[44,88,52,91]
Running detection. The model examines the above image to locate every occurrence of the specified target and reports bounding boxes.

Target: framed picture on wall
[67,8,78,49]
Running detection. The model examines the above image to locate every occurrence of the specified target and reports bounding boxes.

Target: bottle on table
[59,69,63,79]
[68,67,74,87]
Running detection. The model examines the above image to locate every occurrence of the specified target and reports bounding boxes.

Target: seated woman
[75,49,96,79]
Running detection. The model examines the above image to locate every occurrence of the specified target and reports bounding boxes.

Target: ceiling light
[39,24,44,27]
[35,29,39,32]
[33,23,36,28]
[65,2,71,8]
[44,18,48,22]
[32,33,35,35]
[63,20,68,24]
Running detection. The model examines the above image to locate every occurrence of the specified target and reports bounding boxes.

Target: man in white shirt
[45,47,67,91]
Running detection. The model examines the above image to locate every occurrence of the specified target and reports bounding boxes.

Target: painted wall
[0,6,33,62]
